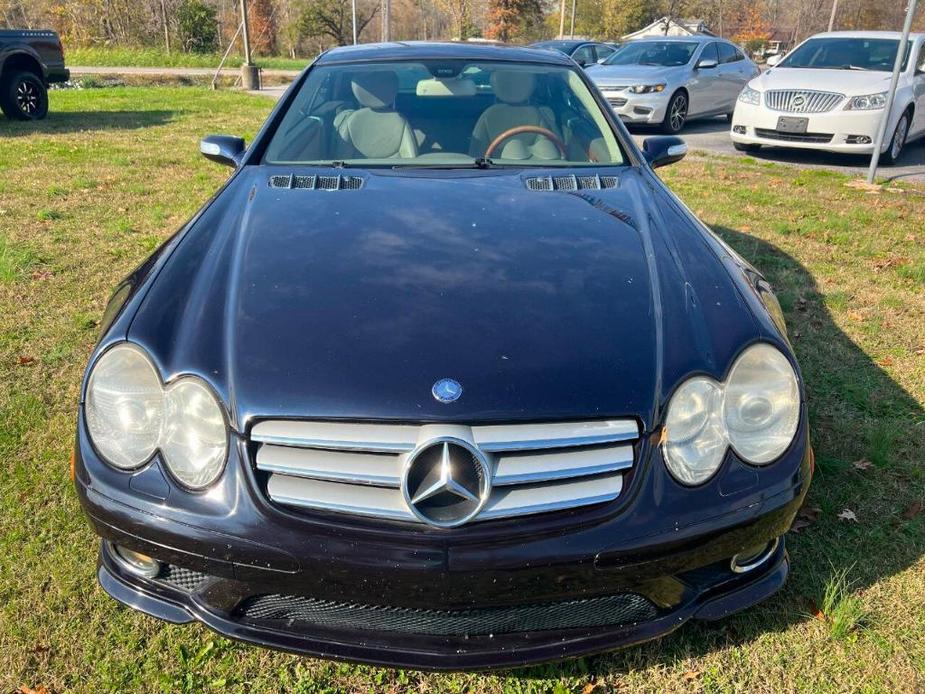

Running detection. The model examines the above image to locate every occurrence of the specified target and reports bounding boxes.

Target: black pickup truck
[0,29,69,120]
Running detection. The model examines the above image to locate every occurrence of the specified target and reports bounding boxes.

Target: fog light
[846,135,871,144]
[633,106,653,115]
[730,538,779,574]
[110,542,161,578]
[733,125,747,135]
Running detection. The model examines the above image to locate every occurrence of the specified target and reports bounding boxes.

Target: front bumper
[731,100,887,153]
[75,409,811,670]
[598,88,670,124]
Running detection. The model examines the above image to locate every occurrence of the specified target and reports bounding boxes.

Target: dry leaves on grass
[16,355,36,366]
[838,509,859,522]
[791,503,822,533]
[902,500,923,520]
[17,686,50,694]
[682,670,701,682]
[852,459,874,471]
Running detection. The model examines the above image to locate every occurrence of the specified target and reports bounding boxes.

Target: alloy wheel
[15,80,38,116]
[669,94,687,132]
[891,115,908,162]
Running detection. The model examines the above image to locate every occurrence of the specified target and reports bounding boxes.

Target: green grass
[67,46,308,71]
[1,87,924,693]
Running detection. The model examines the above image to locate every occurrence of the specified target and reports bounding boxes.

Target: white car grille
[764,90,844,113]
[252,419,639,524]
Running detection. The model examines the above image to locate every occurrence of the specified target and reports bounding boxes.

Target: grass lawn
[66,47,309,71]
[1,87,924,693]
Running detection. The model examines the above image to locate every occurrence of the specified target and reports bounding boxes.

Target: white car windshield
[263,60,626,168]
[780,37,913,71]
[602,41,697,67]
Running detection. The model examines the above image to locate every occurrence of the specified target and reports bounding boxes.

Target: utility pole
[569,0,576,38]
[867,0,917,183]
[161,0,170,52]
[827,0,838,32]
[382,0,391,41]
[239,0,259,90]
[558,0,566,38]
[352,0,358,44]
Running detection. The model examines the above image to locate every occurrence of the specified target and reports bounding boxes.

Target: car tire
[880,111,909,165]
[733,142,761,153]
[661,91,688,134]
[0,70,49,121]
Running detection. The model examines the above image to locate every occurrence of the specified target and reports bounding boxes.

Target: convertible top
[316,41,576,66]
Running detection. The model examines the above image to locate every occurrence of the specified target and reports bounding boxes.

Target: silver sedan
[585,36,760,133]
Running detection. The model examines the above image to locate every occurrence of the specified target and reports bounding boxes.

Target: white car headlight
[845,92,887,110]
[85,344,228,489]
[663,343,800,485]
[628,83,665,94]
[738,86,761,106]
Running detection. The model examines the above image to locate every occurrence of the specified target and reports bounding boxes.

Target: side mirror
[696,58,718,70]
[642,136,687,169]
[200,135,246,167]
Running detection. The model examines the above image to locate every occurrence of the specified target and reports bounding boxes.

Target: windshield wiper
[834,64,869,70]
[393,158,497,170]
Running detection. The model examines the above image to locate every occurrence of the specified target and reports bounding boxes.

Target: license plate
[777,116,808,134]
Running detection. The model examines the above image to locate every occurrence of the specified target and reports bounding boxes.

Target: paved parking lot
[255,87,924,183]
[627,117,925,183]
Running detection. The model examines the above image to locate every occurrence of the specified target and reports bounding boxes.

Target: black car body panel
[74,41,811,670]
[0,29,69,84]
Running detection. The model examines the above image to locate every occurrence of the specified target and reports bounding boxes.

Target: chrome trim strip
[493,445,633,486]
[473,420,639,452]
[267,475,415,521]
[479,474,623,520]
[250,434,415,453]
[731,538,780,574]
[256,445,402,487]
[478,433,637,452]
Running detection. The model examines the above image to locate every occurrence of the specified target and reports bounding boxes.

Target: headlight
[85,343,228,489]
[628,83,665,94]
[738,86,761,105]
[663,343,800,485]
[845,92,886,110]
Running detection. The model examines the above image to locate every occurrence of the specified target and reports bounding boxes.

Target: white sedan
[731,31,925,163]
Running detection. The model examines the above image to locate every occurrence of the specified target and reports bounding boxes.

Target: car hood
[128,167,760,430]
[753,67,896,95]
[587,64,678,86]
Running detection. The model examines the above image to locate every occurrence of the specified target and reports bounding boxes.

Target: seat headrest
[351,71,399,110]
[491,71,536,105]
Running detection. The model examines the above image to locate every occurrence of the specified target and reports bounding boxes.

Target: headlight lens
[628,83,665,94]
[663,343,800,485]
[738,86,761,105]
[664,377,727,485]
[85,344,228,488]
[86,344,164,469]
[724,344,799,463]
[845,92,887,110]
[161,379,228,489]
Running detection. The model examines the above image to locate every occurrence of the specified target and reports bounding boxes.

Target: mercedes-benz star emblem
[402,438,491,527]
[432,378,462,403]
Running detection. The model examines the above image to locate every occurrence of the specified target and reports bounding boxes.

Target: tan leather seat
[334,72,418,159]
[469,71,563,160]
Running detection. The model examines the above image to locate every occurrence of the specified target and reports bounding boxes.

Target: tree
[297,0,378,46]
[733,2,772,52]
[484,0,541,41]
[249,0,278,53]
[435,0,472,39]
[177,0,219,52]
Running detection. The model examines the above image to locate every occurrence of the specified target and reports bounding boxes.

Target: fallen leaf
[808,598,826,621]
[31,270,54,280]
[838,509,858,522]
[791,503,822,533]
[796,297,808,311]
[582,682,600,694]
[17,356,36,366]
[878,356,894,367]
[682,670,700,681]
[902,500,923,520]
[17,686,50,694]
[852,459,873,471]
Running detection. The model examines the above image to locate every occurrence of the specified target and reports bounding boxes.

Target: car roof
[808,31,925,41]
[626,35,718,44]
[317,41,574,66]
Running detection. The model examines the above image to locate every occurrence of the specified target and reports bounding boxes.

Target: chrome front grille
[764,90,844,113]
[252,420,639,525]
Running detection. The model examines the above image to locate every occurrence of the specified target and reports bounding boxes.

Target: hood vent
[268,174,364,191]
[525,174,619,192]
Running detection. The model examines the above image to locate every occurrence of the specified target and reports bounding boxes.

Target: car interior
[263,61,625,166]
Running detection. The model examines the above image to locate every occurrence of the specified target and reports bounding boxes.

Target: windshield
[779,37,913,71]
[603,41,697,67]
[262,60,626,168]
[531,41,579,54]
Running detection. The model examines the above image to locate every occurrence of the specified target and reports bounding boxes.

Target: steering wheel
[485,125,567,160]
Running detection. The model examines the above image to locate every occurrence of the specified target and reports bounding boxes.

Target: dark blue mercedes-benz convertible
[74,41,812,670]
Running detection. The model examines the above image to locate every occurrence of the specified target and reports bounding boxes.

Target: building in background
[622,17,714,40]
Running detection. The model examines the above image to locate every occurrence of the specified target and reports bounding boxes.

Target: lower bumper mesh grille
[237,592,657,636]
[158,565,208,592]
[754,128,833,144]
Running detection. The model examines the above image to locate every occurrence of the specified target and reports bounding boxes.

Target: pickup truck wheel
[1,71,49,121]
